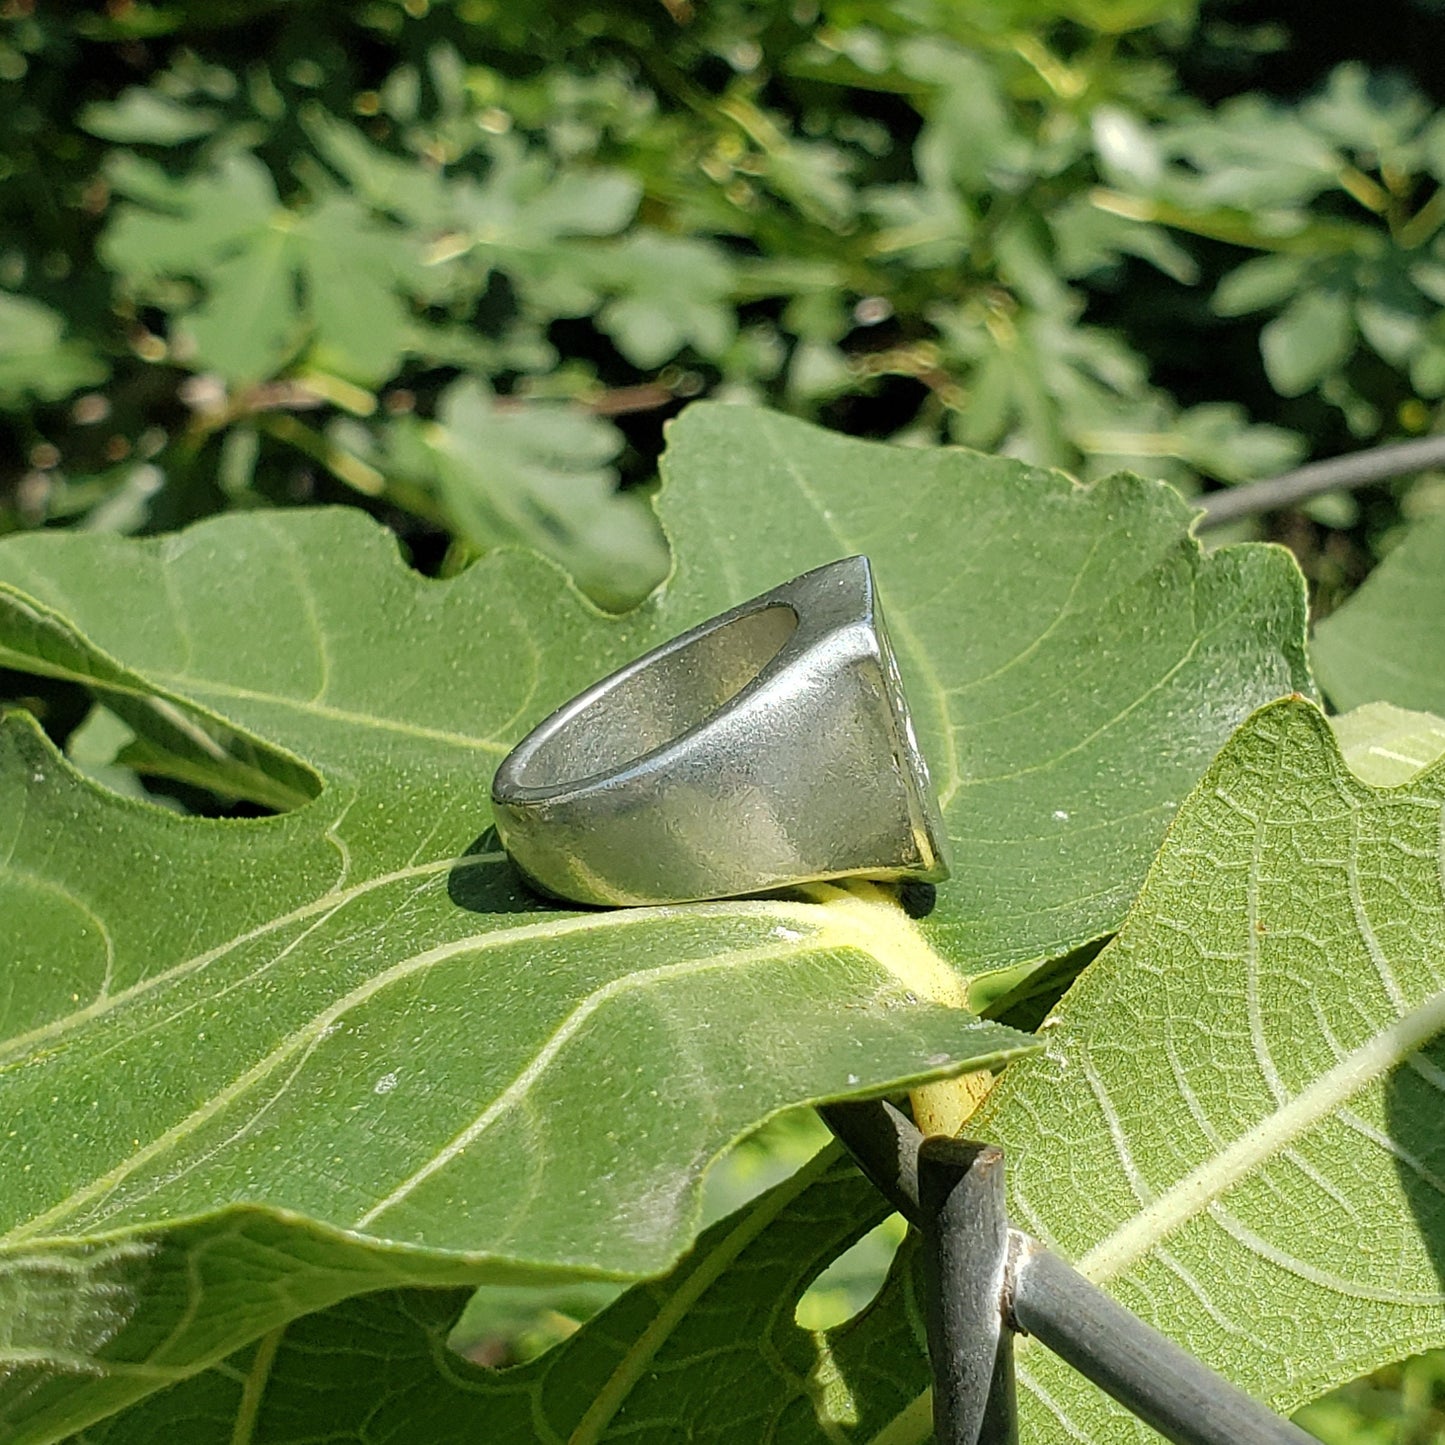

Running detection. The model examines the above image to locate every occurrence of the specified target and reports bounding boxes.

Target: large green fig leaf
[1313,511,1445,716]
[76,1147,928,1444]
[977,699,1445,1437]
[0,404,1308,1440]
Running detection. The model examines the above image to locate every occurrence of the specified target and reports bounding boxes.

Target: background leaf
[1312,512,1445,715]
[0,294,107,405]
[395,377,670,611]
[1260,290,1355,397]
[592,232,739,368]
[101,154,422,385]
[78,87,219,146]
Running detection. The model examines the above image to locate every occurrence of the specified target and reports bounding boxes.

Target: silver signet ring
[490,556,950,907]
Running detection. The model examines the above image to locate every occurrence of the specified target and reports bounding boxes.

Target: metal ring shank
[490,556,949,906]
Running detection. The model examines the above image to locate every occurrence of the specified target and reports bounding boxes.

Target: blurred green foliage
[1296,1350,1445,1445]
[3,1,1445,1435]
[4,0,1444,611]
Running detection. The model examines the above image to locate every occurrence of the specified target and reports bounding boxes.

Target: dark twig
[819,1100,1317,1445]
[919,1139,1018,1444]
[1008,1241,1317,1445]
[817,1099,921,1220]
[1196,435,1445,528]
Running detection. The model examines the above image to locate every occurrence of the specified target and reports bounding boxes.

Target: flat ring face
[490,555,950,906]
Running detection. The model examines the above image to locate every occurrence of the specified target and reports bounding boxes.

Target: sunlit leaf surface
[0,405,1308,1440]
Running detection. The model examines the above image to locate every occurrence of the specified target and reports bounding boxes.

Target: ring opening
[519,603,798,789]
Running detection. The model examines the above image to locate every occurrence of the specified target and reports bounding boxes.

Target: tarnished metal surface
[491,555,949,906]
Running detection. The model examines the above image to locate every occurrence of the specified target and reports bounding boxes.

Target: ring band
[490,556,950,906]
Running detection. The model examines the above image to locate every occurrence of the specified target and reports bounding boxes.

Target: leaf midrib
[1074,982,1445,1284]
[146,670,510,756]
[4,884,994,1247]
[2,903,830,1244]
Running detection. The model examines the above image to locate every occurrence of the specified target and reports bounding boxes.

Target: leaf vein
[1076,985,1445,1283]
